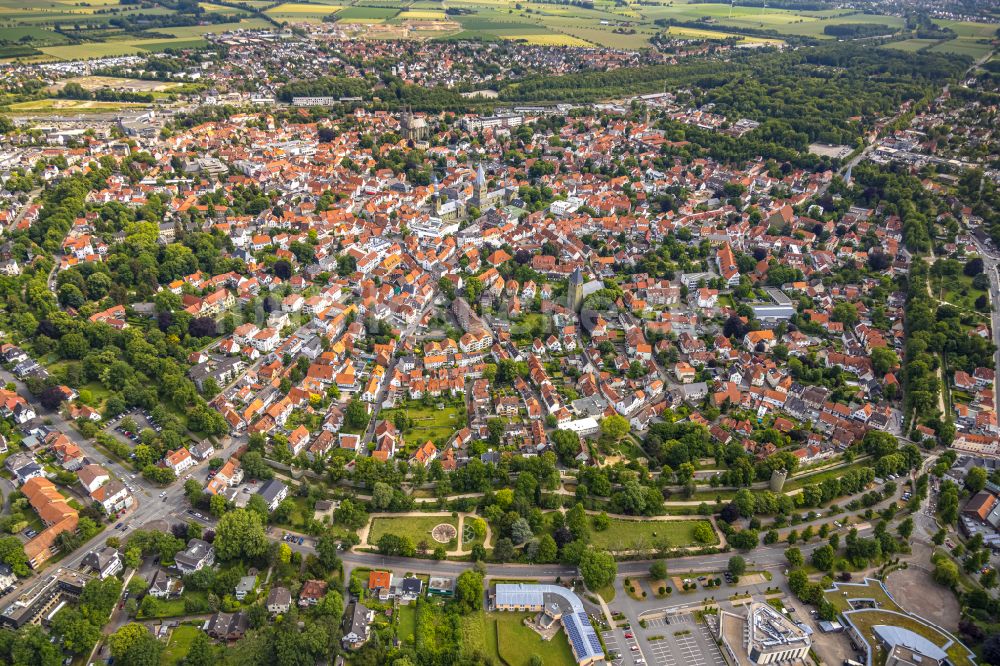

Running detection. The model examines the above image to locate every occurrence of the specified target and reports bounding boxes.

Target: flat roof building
[720,602,811,665]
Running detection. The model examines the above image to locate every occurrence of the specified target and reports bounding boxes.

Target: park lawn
[588,518,717,552]
[495,612,578,666]
[782,461,866,492]
[930,270,988,313]
[160,625,204,666]
[367,515,458,549]
[381,400,465,448]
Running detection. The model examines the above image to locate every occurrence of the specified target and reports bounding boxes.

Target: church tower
[568,266,584,312]
[473,163,487,207]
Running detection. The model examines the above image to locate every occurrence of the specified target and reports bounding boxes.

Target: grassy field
[0,0,991,53]
[931,270,988,313]
[380,400,465,448]
[783,461,867,493]
[884,38,939,52]
[265,2,340,21]
[160,625,204,666]
[397,603,418,644]
[495,612,578,666]
[588,518,717,552]
[0,3,265,61]
[335,5,399,20]
[458,611,502,662]
[3,98,148,112]
[367,515,458,549]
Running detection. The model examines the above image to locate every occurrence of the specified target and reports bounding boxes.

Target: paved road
[971,237,1000,387]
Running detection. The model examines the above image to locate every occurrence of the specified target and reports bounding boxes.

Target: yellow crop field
[398,10,445,19]
[267,2,342,12]
[506,33,592,46]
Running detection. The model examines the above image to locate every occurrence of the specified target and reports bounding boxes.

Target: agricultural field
[0,0,267,61]
[265,2,341,22]
[883,38,939,52]
[334,5,399,22]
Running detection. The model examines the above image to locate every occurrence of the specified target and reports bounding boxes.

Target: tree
[51,608,100,655]
[213,509,268,561]
[109,623,151,659]
[966,467,988,493]
[209,493,228,517]
[733,488,756,518]
[315,534,341,572]
[455,569,484,612]
[693,522,716,544]
[579,549,617,591]
[983,633,1000,666]
[511,517,533,545]
[372,482,393,510]
[811,544,835,571]
[492,538,515,562]
[345,399,369,429]
[650,560,668,581]
[600,414,629,441]
[729,529,758,551]
[785,547,804,568]
[728,555,746,578]
[535,534,557,563]
[40,384,69,410]
[932,556,960,589]
[240,451,274,480]
[181,631,213,666]
[0,536,30,576]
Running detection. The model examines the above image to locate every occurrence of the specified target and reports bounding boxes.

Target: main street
[970,235,1000,388]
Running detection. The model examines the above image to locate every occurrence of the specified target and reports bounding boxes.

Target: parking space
[602,630,624,665]
[620,628,644,664]
[637,614,727,666]
[645,639,677,666]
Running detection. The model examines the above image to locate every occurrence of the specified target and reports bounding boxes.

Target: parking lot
[638,614,728,666]
[602,629,624,665]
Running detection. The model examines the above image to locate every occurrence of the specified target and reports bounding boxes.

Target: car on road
[114,523,122,529]
[298,537,304,545]
[159,491,167,497]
